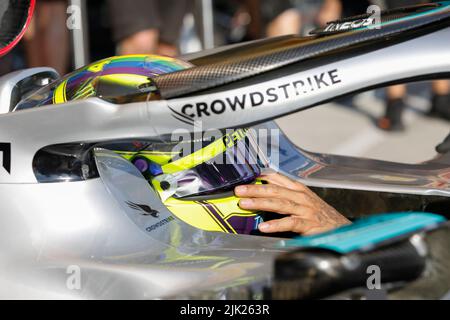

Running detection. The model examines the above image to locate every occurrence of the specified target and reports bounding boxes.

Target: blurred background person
[245,0,301,39]
[315,0,372,27]
[0,50,17,76]
[107,0,194,56]
[379,80,450,131]
[437,133,450,154]
[313,0,450,132]
[213,0,301,45]
[377,0,450,131]
[23,0,70,75]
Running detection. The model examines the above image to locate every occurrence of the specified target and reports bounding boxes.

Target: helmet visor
[132,128,269,200]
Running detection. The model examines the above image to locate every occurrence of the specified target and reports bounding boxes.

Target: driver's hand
[234,172,350,235]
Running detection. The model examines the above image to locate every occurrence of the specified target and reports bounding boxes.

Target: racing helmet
[14,55,272,235]
[117,127,271,235]
[14,54,192,110]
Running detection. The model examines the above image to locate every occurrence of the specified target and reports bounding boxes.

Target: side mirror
[0,67,59,114]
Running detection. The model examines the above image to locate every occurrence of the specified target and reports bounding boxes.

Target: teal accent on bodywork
[356,2,450,32]
[283,213,446,254]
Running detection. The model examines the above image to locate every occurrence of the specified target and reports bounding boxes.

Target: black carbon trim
[309,3,440,36]
[154,5,450,99]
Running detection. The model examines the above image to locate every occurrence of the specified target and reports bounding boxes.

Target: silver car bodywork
[0,5,449,299]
